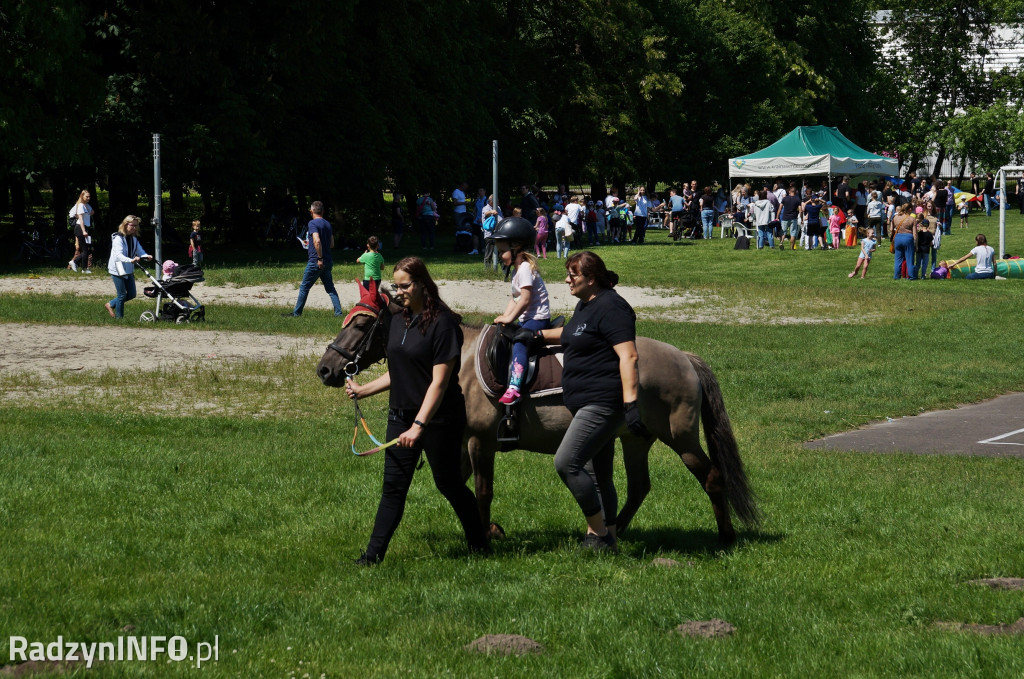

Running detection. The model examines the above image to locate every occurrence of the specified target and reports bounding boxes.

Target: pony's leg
[466,435,504,539]
[616,436,653,535]
[673,432,736,544]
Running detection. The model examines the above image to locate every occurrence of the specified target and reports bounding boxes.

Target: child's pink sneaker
[498,386,521,405]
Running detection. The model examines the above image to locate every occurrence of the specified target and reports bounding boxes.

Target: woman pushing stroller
[490,216,551,405]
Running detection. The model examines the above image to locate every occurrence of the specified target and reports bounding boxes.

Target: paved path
[805,393,1024,458]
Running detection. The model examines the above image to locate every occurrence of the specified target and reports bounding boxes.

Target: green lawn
[2,214,1023,677]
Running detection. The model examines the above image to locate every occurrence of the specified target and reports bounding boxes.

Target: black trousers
[363,409,487,561]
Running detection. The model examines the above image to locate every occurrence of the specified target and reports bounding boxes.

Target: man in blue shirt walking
[282,201,343,317]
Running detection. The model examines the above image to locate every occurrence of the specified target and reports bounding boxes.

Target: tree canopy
[1,0,1019,235]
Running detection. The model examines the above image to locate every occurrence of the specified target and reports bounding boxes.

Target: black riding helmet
[492,216,536,248]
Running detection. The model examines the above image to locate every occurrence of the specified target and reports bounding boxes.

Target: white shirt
[971,245,995,274]
[774,188,786,204]
[604,195,619,210]
[511,261,550,322]
[566,202,584,225]
[452,188,467,214]
[70,203,94,227]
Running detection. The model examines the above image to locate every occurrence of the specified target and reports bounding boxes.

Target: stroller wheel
[175,315,190,324]
[140,311,155,322]
[190,309,206,322]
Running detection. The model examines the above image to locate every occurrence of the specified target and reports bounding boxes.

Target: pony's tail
[689,354,761,528]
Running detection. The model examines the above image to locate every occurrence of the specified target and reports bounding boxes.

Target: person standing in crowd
[750,189,775,249]
[473,187,488,254]
[391,192,406,250]
[836,176,851,210]
[931,179,948,235]
[631,186,651,244]
[105,215,153,318]
[519,185,540,224]
[534,207,550,259]
[357,235,384,291]
[481,194,502,270]
[345,257,490,564]
[891,203,917,279]
[452,182,475,254]
[554,209,570,259]
[779,185,802,250]
[866,191,885,240]
[948,233,996,279]
[68,190,95,273]
[802,194,826,250]
[565,195,585,249]
[983,172,995,217]
[604,188,622,242]
[188,220,203,267]
[913,210,935,280]
[416,191,439,250]
[699,186,716,239]
[512,251,647,552]
[282,201,343,317]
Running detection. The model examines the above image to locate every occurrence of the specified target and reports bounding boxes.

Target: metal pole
[492,140,499,218]
[998,168,1006,259]
[152,133,163,267]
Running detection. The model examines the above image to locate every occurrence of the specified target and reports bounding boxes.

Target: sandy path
[0,275,697,379]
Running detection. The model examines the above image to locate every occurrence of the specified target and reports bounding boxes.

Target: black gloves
[512,327,545,350]
[624,401,652,438]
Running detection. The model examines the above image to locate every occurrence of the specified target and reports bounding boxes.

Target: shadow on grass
[621,525,784,556]
[464,525,784,560]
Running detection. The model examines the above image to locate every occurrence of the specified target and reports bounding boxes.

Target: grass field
[2,211,1023,677]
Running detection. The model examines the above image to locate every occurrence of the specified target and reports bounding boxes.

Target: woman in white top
[105,215,153,317]
[948,233,996,280]
[68,190,95,273]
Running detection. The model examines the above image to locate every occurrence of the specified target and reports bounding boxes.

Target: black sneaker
[354,552,381,566]
[581,532,618,553]
[280,312,299,317]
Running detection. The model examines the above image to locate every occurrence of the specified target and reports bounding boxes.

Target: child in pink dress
[828,209,844,249]
[534,208,549,259]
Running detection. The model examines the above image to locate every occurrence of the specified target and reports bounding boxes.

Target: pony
[317,282,760,545]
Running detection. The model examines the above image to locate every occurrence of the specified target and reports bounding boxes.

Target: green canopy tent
[728,126,898,194]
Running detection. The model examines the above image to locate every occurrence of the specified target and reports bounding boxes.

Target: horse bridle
[326,302,388,377]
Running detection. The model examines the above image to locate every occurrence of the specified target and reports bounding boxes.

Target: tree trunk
[0,176,9,212]
[932,144,947,180]
[10,175,26,231]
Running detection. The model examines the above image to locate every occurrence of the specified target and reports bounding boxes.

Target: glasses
[566,271,582,280]
[395,282,414,291]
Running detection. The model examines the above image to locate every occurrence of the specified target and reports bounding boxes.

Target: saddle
[474,319,565,446]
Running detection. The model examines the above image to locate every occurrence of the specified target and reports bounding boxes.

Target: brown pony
[317,282,760,544]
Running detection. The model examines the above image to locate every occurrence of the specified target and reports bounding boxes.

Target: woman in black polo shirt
[517,251,649,552]
[345,256,488,564]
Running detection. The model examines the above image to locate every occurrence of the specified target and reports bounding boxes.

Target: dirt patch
[674,619,736,638]
[933,618,1024,636]
[968,577,1024,590]
[0,660,89,676]
[0,322,321,379]
[464,634,544,656]
[651,558,695,568]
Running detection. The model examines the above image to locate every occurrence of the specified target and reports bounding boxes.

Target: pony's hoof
[488,522,506,540]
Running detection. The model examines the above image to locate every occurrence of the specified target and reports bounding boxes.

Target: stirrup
[496,404,520,443]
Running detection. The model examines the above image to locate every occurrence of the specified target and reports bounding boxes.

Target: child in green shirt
[356,236,384,291]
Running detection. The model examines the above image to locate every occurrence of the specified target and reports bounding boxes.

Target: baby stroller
[138,262,206,323]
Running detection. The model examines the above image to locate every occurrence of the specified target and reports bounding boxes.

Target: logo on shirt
[572,323,587,337]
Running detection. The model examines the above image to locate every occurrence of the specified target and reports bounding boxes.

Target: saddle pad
[474,324,564,399]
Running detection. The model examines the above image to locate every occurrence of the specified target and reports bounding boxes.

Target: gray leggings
[554,403,623,524]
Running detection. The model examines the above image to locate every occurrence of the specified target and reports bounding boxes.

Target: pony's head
[316,280,393,386]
